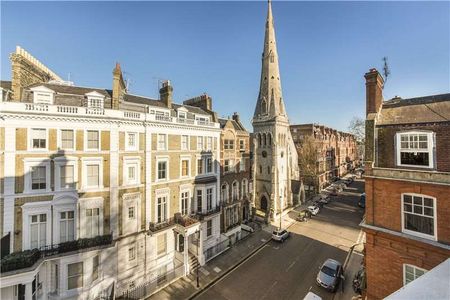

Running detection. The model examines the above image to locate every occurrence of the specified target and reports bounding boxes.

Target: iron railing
[204,239,230,262]
[193,206,221,221]
[1,234,113,273]
[117,264,184,300]
[148,218,176,233]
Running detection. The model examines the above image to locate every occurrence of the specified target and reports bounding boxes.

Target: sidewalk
[149,226,272,300]
[333,238,365,300]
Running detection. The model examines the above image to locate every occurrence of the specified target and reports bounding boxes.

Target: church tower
[252,0,299,223]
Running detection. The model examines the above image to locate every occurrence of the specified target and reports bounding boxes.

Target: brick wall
[365,177,450,244]
[376,123,450,172]
[365,228,450,300]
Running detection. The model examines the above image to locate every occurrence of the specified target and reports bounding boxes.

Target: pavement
[150,176,365,300]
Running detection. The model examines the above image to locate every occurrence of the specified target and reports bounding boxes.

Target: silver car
[272,229,290,242]
[316,258,343,292]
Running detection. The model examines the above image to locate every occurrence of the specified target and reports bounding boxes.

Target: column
[24,282,32,300]
[109,125,119,239]
[4,127,16,252]
[145,126,152,226]
[183,234,189,275]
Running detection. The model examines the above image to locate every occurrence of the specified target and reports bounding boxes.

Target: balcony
[148,218,176,233]
[0,102,220,128]
[174,213,199,228]
[1,234,113,274]
[194,206,221,221]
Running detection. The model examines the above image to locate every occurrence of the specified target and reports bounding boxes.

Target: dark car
[316,258,343,292]
[358,193,366,208]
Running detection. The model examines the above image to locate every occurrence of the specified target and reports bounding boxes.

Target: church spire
[253,0,287,122]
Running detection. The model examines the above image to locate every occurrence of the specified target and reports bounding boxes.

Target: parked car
[303,291,322,300]
[272,229,290,242]
[308,205,320,216]
[316,258,343,292]
[296,209,311,222]
[318,197,329,205]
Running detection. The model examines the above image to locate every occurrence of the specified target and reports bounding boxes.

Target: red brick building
[362,68,450,299]
[290,124,357,191]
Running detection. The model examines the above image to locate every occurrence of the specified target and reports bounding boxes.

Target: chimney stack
[112,62,126,110]
[232,112,240,123]
[159,80,173,109]
[183,94,212,111]
[364,68,384,116]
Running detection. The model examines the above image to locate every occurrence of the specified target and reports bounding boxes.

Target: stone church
[252,0,300,223]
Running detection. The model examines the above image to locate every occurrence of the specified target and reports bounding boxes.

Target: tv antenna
[123,71,133,93]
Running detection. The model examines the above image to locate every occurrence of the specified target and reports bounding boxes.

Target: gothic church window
[261,98,267,114]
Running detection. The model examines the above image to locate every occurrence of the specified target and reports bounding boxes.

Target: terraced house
[219,113,251,244]
[0,46,223,299]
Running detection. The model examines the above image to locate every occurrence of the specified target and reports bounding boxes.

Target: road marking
[261,238,267,242]
[261,281,278,299]
[213,267,221,273]
[199,267,210,276]
[286,260,296,272]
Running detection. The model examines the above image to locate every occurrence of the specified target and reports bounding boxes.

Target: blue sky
[1,1,449,131]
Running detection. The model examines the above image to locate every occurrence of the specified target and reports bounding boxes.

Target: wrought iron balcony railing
[1,234,113,273]
[193,206,221,221]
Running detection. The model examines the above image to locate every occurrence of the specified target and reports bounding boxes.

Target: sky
[1,1,449,132]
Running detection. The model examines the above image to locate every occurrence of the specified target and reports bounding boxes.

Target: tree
[348,116,365,163]
[297,135,320,194]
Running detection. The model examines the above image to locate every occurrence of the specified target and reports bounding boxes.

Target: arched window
[221,183,228,203]
[242,179,248,198]
[258,134,262,147]
[259,165,262,174]
[261,98,267,114]
[267,166,270,174]
[232,181,239,201]
[263,134,267,146]
[268,134,272,146]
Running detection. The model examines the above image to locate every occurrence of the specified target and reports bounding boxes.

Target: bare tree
[297,135,320,194]
[348,116,365,163]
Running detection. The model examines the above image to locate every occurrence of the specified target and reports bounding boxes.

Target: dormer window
[31,86,54,104]
[396,131,435,168]
[85,91,105,109]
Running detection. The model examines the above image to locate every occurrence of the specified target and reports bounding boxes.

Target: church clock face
[262,151,267,158]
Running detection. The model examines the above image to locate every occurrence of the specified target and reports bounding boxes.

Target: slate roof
[123,93,164,108]
[218,118,248,132]
[378,93,450,125]
[0,80,12,90]
[28,82,112,98]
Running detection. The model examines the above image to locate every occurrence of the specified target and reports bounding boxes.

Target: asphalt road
[195,179,365,300]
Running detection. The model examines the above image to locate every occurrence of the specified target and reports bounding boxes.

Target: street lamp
[279,195,282,230]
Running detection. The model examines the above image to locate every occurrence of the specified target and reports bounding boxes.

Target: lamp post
[279,195,282,230]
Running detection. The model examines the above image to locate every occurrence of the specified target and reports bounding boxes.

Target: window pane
[400,152,429,166]
[424,207,433,217]
[404,203,412,213]
[413,205,423,214]
[423,198,433,207]
[405,214,434,236]
[404,195,412,204]
[413,197,422,205]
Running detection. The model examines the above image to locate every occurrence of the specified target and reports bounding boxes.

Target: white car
[272,229,290,242]
[308,205,320,216]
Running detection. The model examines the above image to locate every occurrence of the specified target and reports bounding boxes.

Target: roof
[218,118,247,132]
[28,82,112,98]
[385,258,450,300]
[0,81,12,90]
[173,103,209,115]
[378,93,450,125]
[123,93,164,108]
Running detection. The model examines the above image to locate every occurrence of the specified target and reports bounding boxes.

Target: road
[195,179,365,300]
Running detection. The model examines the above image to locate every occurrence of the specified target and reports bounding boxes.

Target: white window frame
[157,134,167,151]
[79,197,103,238]
[21,201,52,251]
[206,157,213,174]
[197,157,204,176]
[180,188,190,216]
[57,129,76,151]
[67,262,84,291]
[122,192,140,235]
[156,157,169,182]
[401,193,437,241]
[239,139,245,151]
[125,132,139,151]
[239,157,246,172]
[180,156,191,178]
[197,136,204,151]
[206,137,212,151]
[28,128,49,152]
[54,156,78,191]
[52,195,78,245]
[123,157,140,186]
[31,85,55,105]
[85,91,105,109]
[403,264,427,286]
[396,131,435,169]
[84,130,101,152]
[181,135,189,151]
[24,158,51,193]
[81,157,104,190]
[155,189,170,223]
